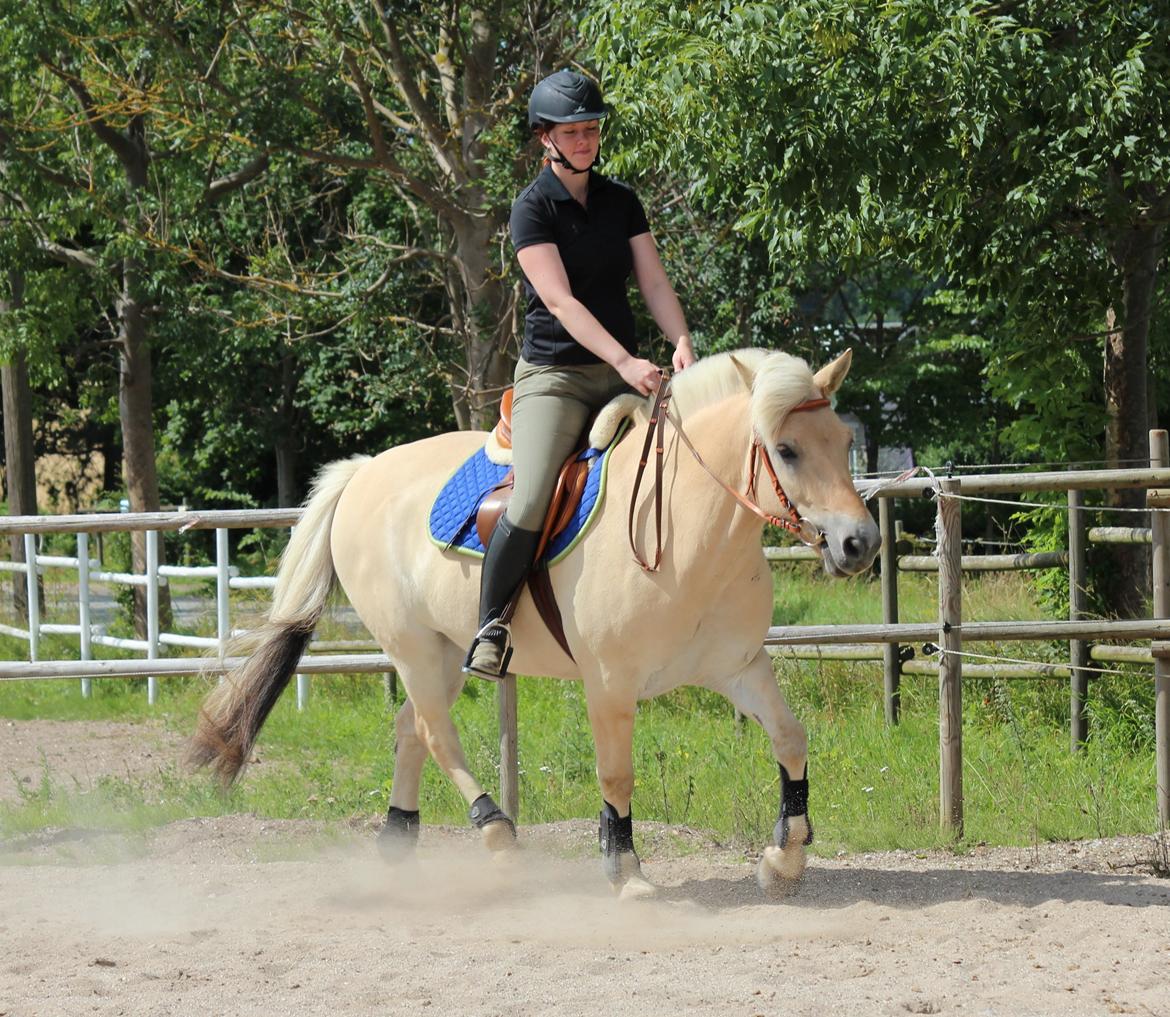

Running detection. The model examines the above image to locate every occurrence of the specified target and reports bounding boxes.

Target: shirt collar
[533,163,608,201]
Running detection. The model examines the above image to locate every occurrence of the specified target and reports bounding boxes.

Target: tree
[182,0,578,429]
[591,0,1170,612]
[0,0,275,627]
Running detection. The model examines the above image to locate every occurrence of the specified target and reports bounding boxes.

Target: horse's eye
[776,443,797,463]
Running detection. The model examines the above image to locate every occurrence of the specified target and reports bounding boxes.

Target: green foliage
[589,3,1170,454]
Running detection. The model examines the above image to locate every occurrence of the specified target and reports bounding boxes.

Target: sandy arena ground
[1,720,1168,1017]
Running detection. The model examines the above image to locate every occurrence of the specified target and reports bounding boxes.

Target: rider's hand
[672,335,696,372]
[616,355,664,397]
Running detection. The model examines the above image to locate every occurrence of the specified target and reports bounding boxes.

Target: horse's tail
[187,455,370,786]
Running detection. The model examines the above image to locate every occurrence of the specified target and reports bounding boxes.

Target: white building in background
[838,411,914,477]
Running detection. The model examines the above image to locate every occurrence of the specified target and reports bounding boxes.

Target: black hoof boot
[469,792,517,849]
[599,801,651,894]
[377,806,420,862]
[774,764,814,848]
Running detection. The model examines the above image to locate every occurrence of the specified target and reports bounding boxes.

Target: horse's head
[745,349,880,576]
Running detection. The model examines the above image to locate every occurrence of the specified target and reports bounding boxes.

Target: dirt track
[2,721,1169,1017]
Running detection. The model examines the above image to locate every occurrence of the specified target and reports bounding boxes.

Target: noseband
[629,375,829,572]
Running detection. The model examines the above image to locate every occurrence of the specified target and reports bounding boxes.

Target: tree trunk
[118,255,171,635]
[1,270,39,615]
[1102,218,1162,617]
[451,214,515,431]
[274,347,300,508]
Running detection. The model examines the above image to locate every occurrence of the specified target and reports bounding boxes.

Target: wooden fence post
[1150,429,1169,827]
[499,673,519,821]
[879,496,901,726]
[937,478,963,835]
[1068,489,1089,749]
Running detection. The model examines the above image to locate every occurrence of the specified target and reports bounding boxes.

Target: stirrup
[461,620,513,681]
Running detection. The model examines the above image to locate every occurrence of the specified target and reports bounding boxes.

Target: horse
[188,347,880,895]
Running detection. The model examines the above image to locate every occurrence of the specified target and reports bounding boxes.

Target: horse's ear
[729,354,755,392]
[813,348,852,397]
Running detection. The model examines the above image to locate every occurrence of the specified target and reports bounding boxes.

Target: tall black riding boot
[462,515,541,680]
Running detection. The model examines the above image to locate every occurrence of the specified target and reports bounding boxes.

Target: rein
[628,375,829,573]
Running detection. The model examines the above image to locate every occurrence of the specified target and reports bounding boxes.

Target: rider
[463,69,697,680]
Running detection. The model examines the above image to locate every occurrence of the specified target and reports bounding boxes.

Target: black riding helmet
[527,69,609,130]
[528,70,608,174]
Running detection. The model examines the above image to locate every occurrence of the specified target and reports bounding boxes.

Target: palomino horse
[189,348,880,894]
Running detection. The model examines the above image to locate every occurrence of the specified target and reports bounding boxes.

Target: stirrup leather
[461,620,513,681]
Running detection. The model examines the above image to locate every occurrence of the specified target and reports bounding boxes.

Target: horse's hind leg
[392,635,516,853]
[722,649,812,894]
[377,695,427,860]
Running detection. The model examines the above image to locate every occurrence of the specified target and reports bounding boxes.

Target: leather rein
[628,375,830,572]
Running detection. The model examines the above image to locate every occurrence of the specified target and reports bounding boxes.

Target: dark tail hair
[186,456,368,786]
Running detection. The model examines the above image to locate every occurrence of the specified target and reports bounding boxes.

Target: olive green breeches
[505,358,630,531]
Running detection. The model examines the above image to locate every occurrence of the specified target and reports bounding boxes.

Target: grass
[0,568,1161,855]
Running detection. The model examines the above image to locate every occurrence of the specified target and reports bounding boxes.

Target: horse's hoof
[376,833,417,864]
[480,818,518,853]
[617,873,658,900]
[757,844,806,897]
[377,807,420,863]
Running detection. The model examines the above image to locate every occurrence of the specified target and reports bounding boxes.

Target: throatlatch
[775,763,814,848]
[599,801,638,882]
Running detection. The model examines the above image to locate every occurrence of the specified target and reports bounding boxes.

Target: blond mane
[668,349,820,439]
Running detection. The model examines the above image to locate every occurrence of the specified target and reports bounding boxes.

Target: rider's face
[544,120,601,170]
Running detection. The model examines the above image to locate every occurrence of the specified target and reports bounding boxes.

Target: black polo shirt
[510,165,650,366]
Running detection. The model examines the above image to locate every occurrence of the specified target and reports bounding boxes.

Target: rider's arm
[630,232,696,371]
[515,243,661,396]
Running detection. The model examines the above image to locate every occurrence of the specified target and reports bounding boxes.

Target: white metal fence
[0,508,389,709]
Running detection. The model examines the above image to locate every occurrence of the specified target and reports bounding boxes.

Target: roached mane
[667,349,820,440]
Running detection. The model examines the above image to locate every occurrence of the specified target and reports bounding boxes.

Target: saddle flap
[475,473,514,548]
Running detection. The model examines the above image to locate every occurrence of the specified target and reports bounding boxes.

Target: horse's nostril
[843,536,860,561]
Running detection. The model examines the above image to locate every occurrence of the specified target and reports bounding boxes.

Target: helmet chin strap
[545,137,596,175]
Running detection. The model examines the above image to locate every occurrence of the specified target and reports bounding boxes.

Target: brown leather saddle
[451,389,601,661]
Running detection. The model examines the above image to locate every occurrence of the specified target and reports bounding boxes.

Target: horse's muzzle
[816,513,881,576]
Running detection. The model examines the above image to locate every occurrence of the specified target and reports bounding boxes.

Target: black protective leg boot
[462,515,541,680]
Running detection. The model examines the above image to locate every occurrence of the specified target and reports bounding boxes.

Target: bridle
[628,374,829,573]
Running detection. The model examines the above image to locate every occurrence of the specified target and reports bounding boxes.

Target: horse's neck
[611,391,765,566]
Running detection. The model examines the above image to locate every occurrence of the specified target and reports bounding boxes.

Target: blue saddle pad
[427,423,628,566]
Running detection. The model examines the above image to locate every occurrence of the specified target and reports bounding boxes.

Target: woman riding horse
[463,69,696,683]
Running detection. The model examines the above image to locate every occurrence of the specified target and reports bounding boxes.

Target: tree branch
[204,151,270,204]
[370,2,468,187]
[36,238,101,272]
[340,48,391,166]
[0,123,91,192]
[39,56,146,183]
[285,142,465,223]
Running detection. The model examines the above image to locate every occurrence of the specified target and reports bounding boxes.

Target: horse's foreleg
[393,638,516,854]
[584,687,655,898]
[723,649,812,893]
